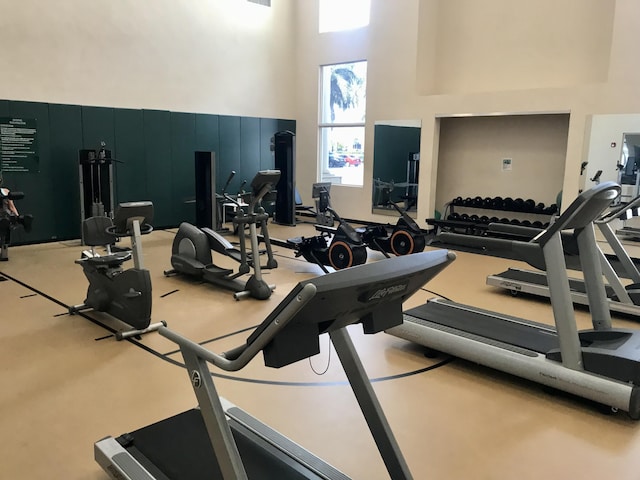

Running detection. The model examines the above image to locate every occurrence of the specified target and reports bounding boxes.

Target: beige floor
[2,221,640,479]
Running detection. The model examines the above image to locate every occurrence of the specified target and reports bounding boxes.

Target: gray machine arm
[159,283,317,372]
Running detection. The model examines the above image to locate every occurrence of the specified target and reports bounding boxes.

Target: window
[319,0,370,33]
[319,61,367,186]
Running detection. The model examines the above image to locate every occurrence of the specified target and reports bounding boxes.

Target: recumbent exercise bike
[69,201,165,340]
[165,170,280,301]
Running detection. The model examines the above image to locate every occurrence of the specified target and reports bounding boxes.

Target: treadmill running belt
[404,300,560,354]
[495,268,616,297]
[118,408,326,479]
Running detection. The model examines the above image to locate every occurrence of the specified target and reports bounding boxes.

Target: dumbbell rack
[427,196,558,236]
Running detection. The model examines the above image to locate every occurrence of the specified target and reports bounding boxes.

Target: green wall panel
[170,112,196,224]
[4,101,54,242]
[1,98,294,241]
[240,117,261,187]
[195,114,220,199]
[49,103,83,239]
[143,110,172,228]
[81,106,115,151]
[114,108,147,203]
[218,115,242,194]
[259,119,278,171]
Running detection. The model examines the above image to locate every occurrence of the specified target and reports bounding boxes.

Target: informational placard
[0,117,39,173]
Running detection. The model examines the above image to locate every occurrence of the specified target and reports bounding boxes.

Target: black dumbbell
[513,198,525,211]
[503,197,514,210]
[535,202,546,213]
[464,197,474,206]
[524,199,536,212]
[452,196,463,206]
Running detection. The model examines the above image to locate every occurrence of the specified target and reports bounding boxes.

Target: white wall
[0,0,297,117]
[294,0,640,225]
[436,115,569,214]
[4,0,640,225]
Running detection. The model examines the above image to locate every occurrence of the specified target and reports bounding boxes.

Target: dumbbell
[452,196,463,206]
[513,198,525,211]
[524,199,536,212]
[503,197,515,210]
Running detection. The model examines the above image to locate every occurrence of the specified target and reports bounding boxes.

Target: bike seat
[83,251,132,267]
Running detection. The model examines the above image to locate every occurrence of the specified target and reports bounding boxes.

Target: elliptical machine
[165,170,280,301]
[69,201,165,340]
[287,184,367,273]
[360,198,427,257]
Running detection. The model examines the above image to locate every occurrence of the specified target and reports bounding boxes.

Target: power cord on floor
[420,287,453,302]
[309,332,332,375]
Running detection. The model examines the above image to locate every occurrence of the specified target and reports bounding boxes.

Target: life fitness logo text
[366,283,408,301]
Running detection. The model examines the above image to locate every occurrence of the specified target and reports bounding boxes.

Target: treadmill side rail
[389,313,640,419]
[95,437,157,480]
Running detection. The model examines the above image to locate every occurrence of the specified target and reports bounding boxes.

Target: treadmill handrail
[159,283,318,372]
[536,181,620,247]
[596,192,640,224]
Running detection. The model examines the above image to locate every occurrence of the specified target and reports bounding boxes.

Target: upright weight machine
[79,142,115,244]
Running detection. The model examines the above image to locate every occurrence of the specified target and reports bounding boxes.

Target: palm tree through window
[319,61,367,186]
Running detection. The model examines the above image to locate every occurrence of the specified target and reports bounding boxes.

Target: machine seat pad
[85,251,131,267]
[287,236,303,245]
[315,224,337,235]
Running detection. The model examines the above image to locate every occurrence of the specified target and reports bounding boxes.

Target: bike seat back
[83,216,118,247]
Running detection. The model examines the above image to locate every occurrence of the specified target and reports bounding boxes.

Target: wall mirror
[617,132,640,203]
[371,120,422,218]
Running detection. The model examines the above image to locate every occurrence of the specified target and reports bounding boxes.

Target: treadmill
[486,194,640,317]
[387,182,640,419]
[95,249,456,480]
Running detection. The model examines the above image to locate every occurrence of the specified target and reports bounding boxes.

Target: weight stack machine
[78,143,115,244]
